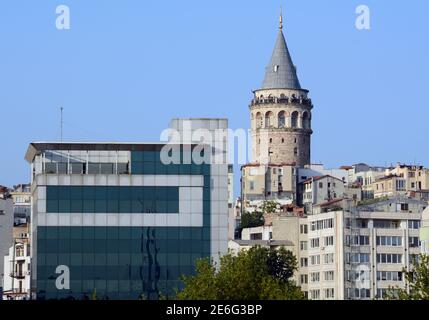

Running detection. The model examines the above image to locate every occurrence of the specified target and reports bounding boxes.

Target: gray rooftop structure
[261,27,301,90]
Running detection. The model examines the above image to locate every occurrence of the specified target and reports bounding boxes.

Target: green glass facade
[35,147,212,300]
[131,150,210,176]
[36,226,210,300]
[46,186,180,214]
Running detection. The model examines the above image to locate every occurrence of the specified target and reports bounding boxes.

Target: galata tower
[250,13,313,167]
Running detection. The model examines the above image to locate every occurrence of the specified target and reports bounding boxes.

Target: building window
[346,235,370,246]
[291,111,298,128]
[324,253,334,264]
[324,271,335,281]
[376,236,402,247]
[396,180,405,191]
[265,111,273,128]
[250,181,254,191]
[300,224,308,234]
[310,272,320,283]
[300,258,308,267]
[310,238,320,248]
[278,111,285,128]
[325,288,334,299]
[300,241,308,251]
[346,253,370,264]
[324,236,334,247]
[376,253,403,264]
[377,271,402,281]
[300,274,308,284]
[408,220,420,229]
[348,289,371,299]
[373,220,399,229]
[310,290,320,300]
[302,112,310,129]
[250,233,262,240]
[310,255,320,266]
[409,237,419,248]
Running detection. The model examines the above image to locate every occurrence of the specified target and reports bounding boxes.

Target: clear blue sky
[0,0,428,196]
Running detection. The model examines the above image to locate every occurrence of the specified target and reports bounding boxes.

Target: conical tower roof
[261,21,301,90]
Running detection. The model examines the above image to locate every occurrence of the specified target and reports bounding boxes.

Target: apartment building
[368,164,429,200]
[302,175,345,214]
[390,164,429,191]
[346,163,387,199]
[306,197,426,300]
[10,184,31,225]
[0,190,14,297]
[2,224,31,300]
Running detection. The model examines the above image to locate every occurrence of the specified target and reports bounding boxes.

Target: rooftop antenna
[60,107,63,142]
[279,6,283,30]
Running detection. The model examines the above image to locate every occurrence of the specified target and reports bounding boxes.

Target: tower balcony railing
[250,97,312,107]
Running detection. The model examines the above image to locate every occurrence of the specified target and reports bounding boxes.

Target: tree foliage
[386,254,429,300]
[261,200,280,214]
[175,246,305,300]
[240,211,265,229]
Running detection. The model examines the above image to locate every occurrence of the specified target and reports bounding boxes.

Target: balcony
[250,96,313,108]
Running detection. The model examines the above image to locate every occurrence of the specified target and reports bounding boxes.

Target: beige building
[241,163,295,203]
[372,174,406,199]
[368,164,429,200]
[390,164,429,191]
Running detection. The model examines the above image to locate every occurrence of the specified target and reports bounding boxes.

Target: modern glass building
[25,141,229,299]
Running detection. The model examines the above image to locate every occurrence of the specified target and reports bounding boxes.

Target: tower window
[294,138,297,143]
[303,111,310,129]
[269,138,273,143]
[282,138,285,143]
[278,111,286,128]
[294,148,298,156]
[291,111,298,128]
[274,65,279,72]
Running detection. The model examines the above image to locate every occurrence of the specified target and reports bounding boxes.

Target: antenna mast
[60,107,63,142]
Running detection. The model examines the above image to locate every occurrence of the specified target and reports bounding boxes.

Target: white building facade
[306,198,426,300]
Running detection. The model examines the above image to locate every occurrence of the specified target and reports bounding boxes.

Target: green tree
[175,246,305,300]
[386,254,429,300]
[240,211,265,229]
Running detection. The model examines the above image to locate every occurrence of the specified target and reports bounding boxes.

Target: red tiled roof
[303,175,344,184]
[314,198,343,207]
